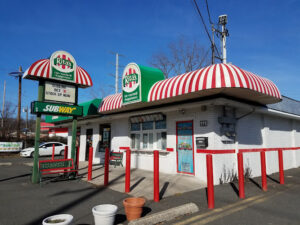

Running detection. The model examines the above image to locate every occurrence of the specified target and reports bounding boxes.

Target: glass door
[176,121,194,175]
[99,124,111,152]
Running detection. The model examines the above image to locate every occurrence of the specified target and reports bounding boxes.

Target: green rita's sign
[122,63,164,105]
[50,50,77,82]
[31,101,83,116]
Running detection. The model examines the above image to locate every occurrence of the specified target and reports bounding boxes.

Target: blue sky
[0,0,299,118]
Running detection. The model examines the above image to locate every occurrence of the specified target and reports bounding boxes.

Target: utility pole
[23,106,28,148]
[109,52,123,93]
[17,66,22,140]
[2,80,6,128]
[9,66,23,140]
[115,53,119,94]
[211,24,215,64]
[218,15,229,64]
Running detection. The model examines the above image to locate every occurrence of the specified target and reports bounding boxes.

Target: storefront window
[131,123,140,131]
[131,133,140,149]
[130,115,166,150]
[149,133,153,149]
[155,120,166,129]
[142,121,153,130]
[143,133,148,149]
[161,132,166,149]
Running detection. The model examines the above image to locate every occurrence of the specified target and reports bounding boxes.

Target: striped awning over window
[148,63,281,102]
[23,59,93,88]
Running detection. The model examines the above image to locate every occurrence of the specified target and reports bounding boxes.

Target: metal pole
[211,24,215,64]
[278,150,284,184]
[52,144,55,160]
[104,147,109,186]
[237,153,245,199]
[70,118,77,161]
[221,25,227,64]
[116,53,119,94]
[2,80,6,128]
[26,106,28,130]
[70,86,78,162]
[32,81,44,184]
[153,150,160,202]
[125,149,131,193]
[88,147,93,181]
[206,154,214,209]
[260,151,267,191]
[17,66,22,140]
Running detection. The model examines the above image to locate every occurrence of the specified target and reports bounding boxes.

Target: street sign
[31,101,83,116]
[44,81,76,104]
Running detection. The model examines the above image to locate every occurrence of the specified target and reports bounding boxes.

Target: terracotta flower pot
[123,197,145,221]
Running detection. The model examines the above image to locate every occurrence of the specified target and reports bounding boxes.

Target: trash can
[92,204,118,225]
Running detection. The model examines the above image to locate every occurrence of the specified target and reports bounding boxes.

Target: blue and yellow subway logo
[43,105,77,114]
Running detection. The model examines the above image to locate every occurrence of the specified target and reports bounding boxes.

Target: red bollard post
[87,147,93,181]
[64,146,68,159]
[104,148,109,186]
[278,150,284,184]
[125,149,131,193]
[206,154,214,209]
[237,153,245,199]
[153,150,159,202]
[76,146,80,175]
[260,151,267,191]
[52,144,55,160]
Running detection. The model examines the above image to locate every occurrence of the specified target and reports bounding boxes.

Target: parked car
[20,142,66,158]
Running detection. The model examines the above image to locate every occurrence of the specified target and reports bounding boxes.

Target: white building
[48,63,300,184]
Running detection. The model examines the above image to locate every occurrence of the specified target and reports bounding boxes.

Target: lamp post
[8,66,23,140]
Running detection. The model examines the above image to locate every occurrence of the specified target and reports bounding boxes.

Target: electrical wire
[192,0,213,45]
[192,0,221,61]
[205,0,213,25]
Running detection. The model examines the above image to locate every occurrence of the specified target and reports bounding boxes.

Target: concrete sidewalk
[79,162,205,200]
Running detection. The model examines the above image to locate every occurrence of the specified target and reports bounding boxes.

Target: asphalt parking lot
[1,154,300,225]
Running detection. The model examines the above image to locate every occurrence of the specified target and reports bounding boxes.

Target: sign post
[24,50,92,184]
[32,81,44,183]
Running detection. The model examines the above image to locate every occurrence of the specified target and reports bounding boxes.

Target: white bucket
[42,214,73,225]
[92,204,118,225]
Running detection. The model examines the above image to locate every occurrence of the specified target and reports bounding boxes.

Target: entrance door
[86,129,93,161]
[176,121,194,175]
[99,124,111,152]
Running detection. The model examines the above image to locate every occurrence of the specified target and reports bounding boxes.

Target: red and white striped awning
[148,63,281,103]
[23,59,93,88]
[98,93,122,112]
[99,63,281,113]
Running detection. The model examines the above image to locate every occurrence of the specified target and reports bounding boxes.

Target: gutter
[256,107,300,121]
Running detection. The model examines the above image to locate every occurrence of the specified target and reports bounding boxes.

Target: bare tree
[0,101,17,139]
[150,36,210,78]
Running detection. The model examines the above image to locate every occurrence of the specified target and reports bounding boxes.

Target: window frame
[130,119,167,151]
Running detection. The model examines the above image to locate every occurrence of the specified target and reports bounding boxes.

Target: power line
[205,0,213,25]
[192,0,213,45]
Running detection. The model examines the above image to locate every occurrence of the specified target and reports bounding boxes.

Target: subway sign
[31,101,83,116]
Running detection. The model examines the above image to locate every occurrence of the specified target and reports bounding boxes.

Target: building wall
[66,100,300,186]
